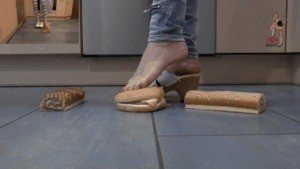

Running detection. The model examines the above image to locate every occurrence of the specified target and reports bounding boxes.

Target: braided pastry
[40,88,85,111]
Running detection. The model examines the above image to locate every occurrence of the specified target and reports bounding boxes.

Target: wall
[0,54,292,86]
[16,0,26,24]
[0,0,18,43]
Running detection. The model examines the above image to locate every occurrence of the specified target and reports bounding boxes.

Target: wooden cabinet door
[217,0,287,53]
[56,0,74,17]
[0,0,18,43]
[286,0,300,52]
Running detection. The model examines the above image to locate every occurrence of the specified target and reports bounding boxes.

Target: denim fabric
[148,0,199,58]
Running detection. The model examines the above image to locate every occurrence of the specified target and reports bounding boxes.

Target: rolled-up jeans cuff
[148,35,185,42]
[187,47,199,58]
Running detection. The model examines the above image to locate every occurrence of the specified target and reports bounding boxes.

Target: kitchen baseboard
[0,54,294,86]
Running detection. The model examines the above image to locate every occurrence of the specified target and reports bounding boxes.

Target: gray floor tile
[0,87,59,127]
[159,135,300,169]
[270,107,300,122]
[154,103,300,135]
[21,32,57,42]
[54,33,79,43]
[30,40,61,44]
[155,85,300,136]
[53,25,80,33]
[17,26,41,33]
[9,32,24,40]
[21,21,36,27]
[7,19,79,44]
[7,40,32,44]
[0,87,159,169]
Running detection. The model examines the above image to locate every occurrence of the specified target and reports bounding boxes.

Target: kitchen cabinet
[217,0,287,53]
[286,0,300,52]
[0,0,18,43]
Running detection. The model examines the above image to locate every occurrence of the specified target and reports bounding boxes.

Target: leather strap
[150,70,179,87]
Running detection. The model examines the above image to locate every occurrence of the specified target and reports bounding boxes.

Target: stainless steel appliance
[82,0,216,55]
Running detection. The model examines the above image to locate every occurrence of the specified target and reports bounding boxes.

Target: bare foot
[166,57,201,75]
[123,42,188,91]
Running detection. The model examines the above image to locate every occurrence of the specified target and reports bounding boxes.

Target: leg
[278,30,283,46]
[40,0,48,22]
[148,0,186,42]
[166,0,201,75]
[40,0,51,32]
[271,25,275,37]
[124,0,188,91]
[32,0,40,22]
[183,0,199,58]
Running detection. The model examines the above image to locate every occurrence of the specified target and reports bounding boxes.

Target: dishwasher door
[82,0,151,55]
[82,0,216,55]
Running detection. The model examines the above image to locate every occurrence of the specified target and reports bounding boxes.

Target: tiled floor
[7,19,79,44]
[0,85,299,169]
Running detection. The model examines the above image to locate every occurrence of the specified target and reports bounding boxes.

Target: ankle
[148,41,187,50]
[146,41,188,63]
[167,58,201,75]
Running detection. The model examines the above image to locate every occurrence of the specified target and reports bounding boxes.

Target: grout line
[211,86,225,91]
[158,133,300,137]
[151,113,165,169]
[269,108,300,124]
[291,54,294,85]
[0,109,38,129]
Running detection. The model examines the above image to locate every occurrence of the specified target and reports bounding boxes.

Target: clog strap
[150,70,179,88]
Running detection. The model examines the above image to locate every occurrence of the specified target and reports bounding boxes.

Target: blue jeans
[148,0,199,58]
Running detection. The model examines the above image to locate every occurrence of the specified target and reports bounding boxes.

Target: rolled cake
[40,88,85,111]
[185,91,266,114]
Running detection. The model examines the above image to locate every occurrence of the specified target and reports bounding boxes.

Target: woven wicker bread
[185,91,266,114]
[40,88,85,111]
